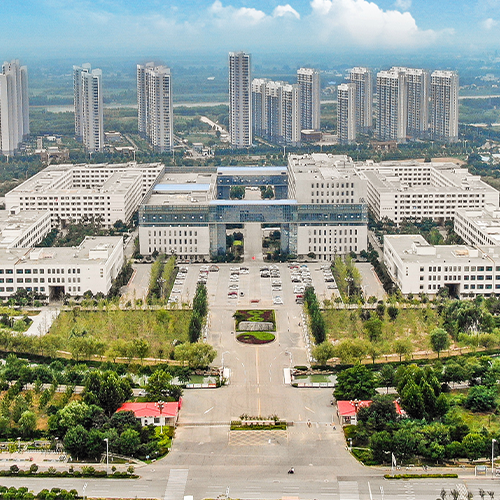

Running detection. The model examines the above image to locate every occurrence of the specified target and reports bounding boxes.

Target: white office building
[349,67,372,134]
[384,234,500,298]
[0,236,124,301]
[337,83,356,145]
[229,52,252,148]
[0,60,29,156]
[297,68,320,132]
[137,63,173,153]
[0,209,51,249]
[376,69,407,142]
[74,64,104,152]
[454,206,500,247]
[358,161,499,224]
[431,70,459,143]
[5,162,164,228]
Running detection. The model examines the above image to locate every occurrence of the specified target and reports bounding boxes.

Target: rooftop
[117,402,180,418]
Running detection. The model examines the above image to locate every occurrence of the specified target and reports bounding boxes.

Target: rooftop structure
[384,234,500,298]
[5,162,164,227]
[117,401,181,427]
[0,209,51,249]
[454,205,500,247]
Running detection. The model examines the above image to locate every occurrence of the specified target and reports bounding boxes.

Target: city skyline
[1,1,499,58]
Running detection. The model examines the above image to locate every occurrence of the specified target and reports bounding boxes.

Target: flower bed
[234,310,276,331]
[237,332,276,345]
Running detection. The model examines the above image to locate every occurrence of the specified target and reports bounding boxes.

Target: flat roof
[217,166,287,174]
[209,199,298,206]
[154,183,211,192]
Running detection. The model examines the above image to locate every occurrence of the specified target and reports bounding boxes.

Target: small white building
[384,234,500,298]
[454,206,500,247]
[0,209,51,249]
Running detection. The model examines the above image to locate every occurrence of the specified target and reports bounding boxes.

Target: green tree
[174,342,217,369]
[63,425,89,460]
[18,411,37,438]
[311,341,336,365]
[334,338,369,364]
[393,338,413,362]
[357,395,399,431]
[11,395,28,423]
[334,365,376,400]
[378,365,395,393]
[400,380,425,419]
[118,428,141,456]
[132,338,150,364]
[82,371,132,417]
[465,386,497,412]
[462,433,486,461]
[430,328,451,358]
[364,316,383,342]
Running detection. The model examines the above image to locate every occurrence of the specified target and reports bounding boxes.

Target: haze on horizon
[2,0,500,62]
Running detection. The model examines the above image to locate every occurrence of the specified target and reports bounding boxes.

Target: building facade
[297,68,320,132]
[384,234,500,298]
[359,161,499,224]
[337,83,356,145]
[0,236,124,300]
[454,206,500,247]
[430,70,459,143]
[251,79,300,146]
[139,155,368,261]
[5,162,164,227]
[74,64,104,152]
[349,67,373,134]
[0,209,52,249]
[0,60,29,156]
[229,52,252,148]
[137,63,173,153]
[376,69,407,142]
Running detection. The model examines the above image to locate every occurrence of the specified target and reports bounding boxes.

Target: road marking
[304,406,315,413]
[164,469,189,500]
[368,482,373,500]
[338,481,359,500]
[204,406,214,414]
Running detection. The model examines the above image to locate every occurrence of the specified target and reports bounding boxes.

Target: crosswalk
[164,468,189,500]
[338,481,359,500]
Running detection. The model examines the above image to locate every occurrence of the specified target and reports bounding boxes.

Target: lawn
[234,310,276,328]
[49,309,191,357]
[323,306,441,352]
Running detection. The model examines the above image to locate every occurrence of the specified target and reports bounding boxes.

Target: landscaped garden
[233,310,276,331]
[236,332,276,345]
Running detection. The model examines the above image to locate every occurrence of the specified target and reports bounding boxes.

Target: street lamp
[345,276,353,301]
[54,437,58,453]
[492,438,497,477]
[17,437,21,453]
[104,438,109,475]
[348,438,353,451]
[155,400,165,434]
[157,277,166,299]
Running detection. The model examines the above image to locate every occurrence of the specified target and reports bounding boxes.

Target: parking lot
[167,260,340,308]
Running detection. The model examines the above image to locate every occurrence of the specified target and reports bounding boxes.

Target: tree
[18,411,37,438]
[11,395,29,423]
[400,380,425,419]
[334,338,369,364]
[334,365,376,400]
[393,339,413,362]
[145,369,182,401]
[174,343,217,369]
[357,395,399,431]
[82,371,132,417]
[387,306,399,321]
[63,425,88,460]
[118,428,141,457]
[430,328,451,358]
[465,386,497,412]
[311,342,336,365]
[462,433,487,462]
[378,365,395,393]
[364,316,383,342]
[132,339,150,364]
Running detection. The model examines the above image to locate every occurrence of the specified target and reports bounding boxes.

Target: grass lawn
[294,374,334,383]
[234,310,276,329]
[49,309,191,355]
[323,306,441,352]
[236,332,276,344]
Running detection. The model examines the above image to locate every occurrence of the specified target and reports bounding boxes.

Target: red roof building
[337,400,405,425]
[116,401,181,427]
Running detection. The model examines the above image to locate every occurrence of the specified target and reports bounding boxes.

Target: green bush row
[0,469,137,478]
[384,473,458,479]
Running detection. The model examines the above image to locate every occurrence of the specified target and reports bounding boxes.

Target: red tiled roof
[337,400,405,417]
[116,402,180,418]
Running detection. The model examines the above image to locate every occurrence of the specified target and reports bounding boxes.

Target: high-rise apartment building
[349,67,372,134]
[229,52,252,148]
[137,63,173,153]
[0,60,29,156]
[297,68,320,131]
[393,67,429,139]
[430,70,459,143]
[74,64,104,152]
[337,83,356,145]
[376,69,407,142]
[251,79,300,146]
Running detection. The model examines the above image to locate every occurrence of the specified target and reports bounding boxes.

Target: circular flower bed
[236,332,276,345]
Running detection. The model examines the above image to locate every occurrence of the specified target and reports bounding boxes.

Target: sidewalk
[25,307,60,337]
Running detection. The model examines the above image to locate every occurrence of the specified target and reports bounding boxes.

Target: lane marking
[204,406,214,414]
[304,406,315,413]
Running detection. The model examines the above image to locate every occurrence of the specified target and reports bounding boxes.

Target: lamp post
[104,438,109,475]
[348,438,353,452]
[17,437,21,453]
[54,437,58,453]
[492,438,497,477]
[345,277,353,302]
[157,277,166,299]
[156,400,165,434]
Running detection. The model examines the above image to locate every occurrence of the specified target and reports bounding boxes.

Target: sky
[1,0,500,60]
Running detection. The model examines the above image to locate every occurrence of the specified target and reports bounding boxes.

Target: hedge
[384,473,458,479]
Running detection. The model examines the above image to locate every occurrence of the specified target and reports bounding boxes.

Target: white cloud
[209,0,267,24]
[394,0,411,11]
[309,0,437,48]
[273,5,301,19]
[483,18,498,30]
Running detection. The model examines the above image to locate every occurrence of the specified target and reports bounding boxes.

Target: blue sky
[2,0,499,58]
